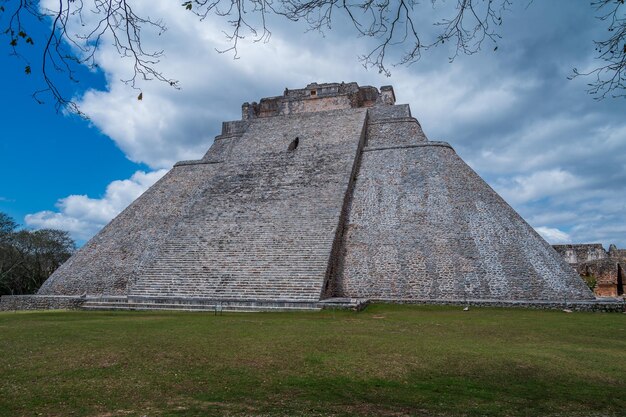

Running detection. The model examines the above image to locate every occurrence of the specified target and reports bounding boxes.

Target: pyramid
[32,82,593,311]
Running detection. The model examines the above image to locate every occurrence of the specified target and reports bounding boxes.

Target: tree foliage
[1,0,625,115]
[0,212,18,240]
[0,212,75,296]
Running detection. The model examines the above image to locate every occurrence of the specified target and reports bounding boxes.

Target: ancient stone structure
[1,82,606,312]
[553,244,625,298]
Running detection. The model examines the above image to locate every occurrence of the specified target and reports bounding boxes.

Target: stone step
[82,304,321,312]
[81,297,322,312]
[128,294,320,302]
[130,286,321,290]
[131,281,322,287]
[130,283,322,288]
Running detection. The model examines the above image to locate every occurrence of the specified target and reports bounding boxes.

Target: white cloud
[23,1,626,249]
[25,170,167,242]
[535,226,571,244]
[65,0,558,171]
[495,169,586,205]
[72,1,397,169]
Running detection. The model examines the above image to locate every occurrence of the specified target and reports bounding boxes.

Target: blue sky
[0,40,146,230]
[0,1,625,247]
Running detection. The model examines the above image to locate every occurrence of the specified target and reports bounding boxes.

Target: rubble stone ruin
[553,244,626,298]
[3,82,614,312]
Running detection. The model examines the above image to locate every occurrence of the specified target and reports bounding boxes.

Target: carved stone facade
[553,244,625,298]
[1,82,600,311]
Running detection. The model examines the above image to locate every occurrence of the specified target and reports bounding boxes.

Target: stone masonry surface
[38,165,218,295]
[0,295,85,311]
[333,107,593,301]
[12,81,601,312]
[129,108,367,301]
[553,244,625,297]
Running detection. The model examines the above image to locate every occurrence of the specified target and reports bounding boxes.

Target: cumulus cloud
[495,169,587,205]
[24,1,626,248]
[25,170,167,242]
[73,1,397,168]
[535,227,571,244]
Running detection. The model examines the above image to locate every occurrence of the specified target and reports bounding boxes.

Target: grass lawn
[1,304,625,417]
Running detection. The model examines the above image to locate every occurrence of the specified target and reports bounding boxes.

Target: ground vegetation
[0,304,624,416]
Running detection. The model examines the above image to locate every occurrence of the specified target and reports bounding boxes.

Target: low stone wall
[367,298,626,313]
[3,294,623,313]
[0,295,86,311]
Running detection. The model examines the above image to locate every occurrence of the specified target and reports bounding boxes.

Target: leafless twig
[571,0,625,99]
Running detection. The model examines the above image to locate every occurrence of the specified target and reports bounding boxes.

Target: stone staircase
[126,109,368,305]
[129,216,338,301]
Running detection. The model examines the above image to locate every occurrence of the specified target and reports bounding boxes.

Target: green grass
[1,305,625,417]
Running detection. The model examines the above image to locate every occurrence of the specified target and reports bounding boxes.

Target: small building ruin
[553,244,625,298]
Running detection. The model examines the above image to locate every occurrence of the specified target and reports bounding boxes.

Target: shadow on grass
[1,305,624,416]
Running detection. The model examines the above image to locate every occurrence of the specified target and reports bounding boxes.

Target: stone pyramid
[34,82,593,310]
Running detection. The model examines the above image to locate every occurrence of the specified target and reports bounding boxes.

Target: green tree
[0,212,17,241]
[0,213,75,296]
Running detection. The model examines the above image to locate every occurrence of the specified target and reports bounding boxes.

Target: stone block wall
[38,164,220,296]
[37,82,596,308]
[553,243,625,297]
[333,105,593,301]
[128,108,368,301]
[0,295,85,311]
[581,259,622,297]
[243,82,381,119]
[553,244,608,264]
[199,120,250,163]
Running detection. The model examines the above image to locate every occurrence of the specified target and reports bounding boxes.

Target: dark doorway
[617,264,624,296]
[288,137,299,151]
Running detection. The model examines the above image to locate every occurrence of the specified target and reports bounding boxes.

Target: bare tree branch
[571,0,626,99]
[1,0,179,116]
[0,0,624,115]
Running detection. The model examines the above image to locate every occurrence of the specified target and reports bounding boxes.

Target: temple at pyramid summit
[3,81,613,312]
